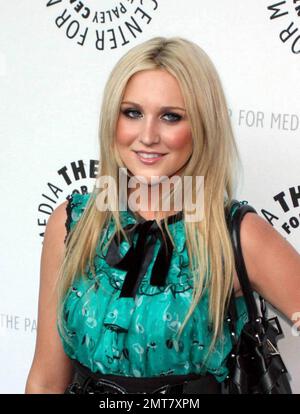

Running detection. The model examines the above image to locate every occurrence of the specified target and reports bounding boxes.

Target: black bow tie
[105,210,183,298]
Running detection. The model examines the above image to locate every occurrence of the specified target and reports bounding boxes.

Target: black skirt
[64,359,222,394]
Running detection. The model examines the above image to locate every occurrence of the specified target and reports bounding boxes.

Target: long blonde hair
[56,36,242,361]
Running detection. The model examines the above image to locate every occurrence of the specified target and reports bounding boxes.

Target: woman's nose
[138,118,160,146]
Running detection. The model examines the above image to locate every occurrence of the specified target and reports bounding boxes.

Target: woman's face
[115,69,193,186]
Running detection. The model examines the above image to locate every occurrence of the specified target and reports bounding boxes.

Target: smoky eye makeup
[121,108,141,118]
[163,112,183,122]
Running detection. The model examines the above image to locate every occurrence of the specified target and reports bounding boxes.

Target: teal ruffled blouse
[57,192,248,382]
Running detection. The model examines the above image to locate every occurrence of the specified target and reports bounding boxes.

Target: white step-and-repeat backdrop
[0,1,299,393]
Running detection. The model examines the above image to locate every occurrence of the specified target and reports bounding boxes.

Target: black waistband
[66,359,222,394]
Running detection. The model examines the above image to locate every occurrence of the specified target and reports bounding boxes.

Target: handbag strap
[225,200,262,325]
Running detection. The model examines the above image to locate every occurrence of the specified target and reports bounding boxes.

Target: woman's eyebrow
[121,101,186,112]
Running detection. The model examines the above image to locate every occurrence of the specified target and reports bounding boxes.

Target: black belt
[64,359,222,394]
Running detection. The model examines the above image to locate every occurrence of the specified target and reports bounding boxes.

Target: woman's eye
[122,109,141,118]
[162,113,182,122]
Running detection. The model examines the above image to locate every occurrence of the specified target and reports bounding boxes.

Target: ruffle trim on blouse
[64,192,192,297]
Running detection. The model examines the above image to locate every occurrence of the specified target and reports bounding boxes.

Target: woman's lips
[135,152,167,165]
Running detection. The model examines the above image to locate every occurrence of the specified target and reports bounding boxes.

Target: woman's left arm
[240,212,300,322]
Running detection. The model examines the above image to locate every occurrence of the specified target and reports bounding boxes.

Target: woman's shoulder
[48,199,69,230]
[43,200,70,253]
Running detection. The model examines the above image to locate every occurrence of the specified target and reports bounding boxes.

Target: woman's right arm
[25,200,74,394]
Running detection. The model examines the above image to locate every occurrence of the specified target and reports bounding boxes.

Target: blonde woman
[25,37,300,394]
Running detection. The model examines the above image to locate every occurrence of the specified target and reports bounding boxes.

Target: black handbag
[222,199,292,394]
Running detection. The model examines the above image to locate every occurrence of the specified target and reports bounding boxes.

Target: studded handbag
[222,200,292,394]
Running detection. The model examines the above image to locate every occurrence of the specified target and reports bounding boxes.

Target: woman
[25,36,300,394]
